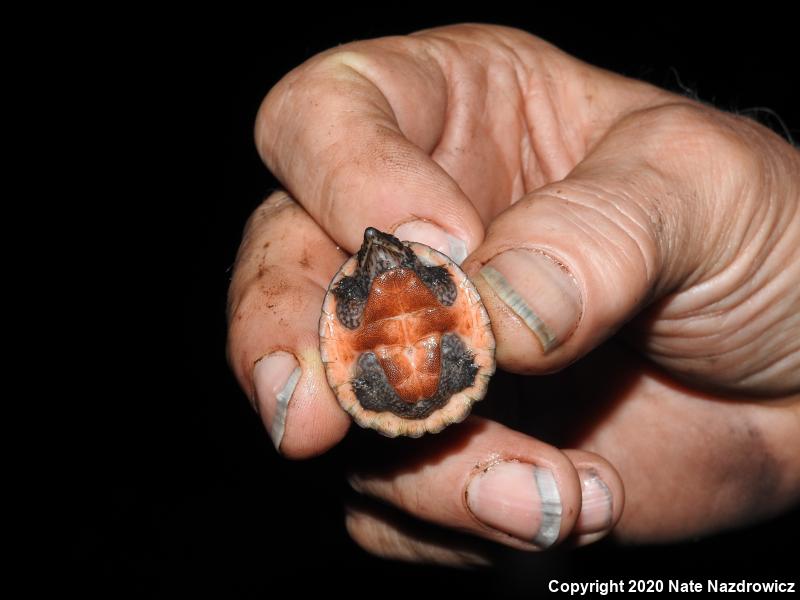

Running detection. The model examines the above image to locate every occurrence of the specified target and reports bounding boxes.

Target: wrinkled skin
[227,25,800,566]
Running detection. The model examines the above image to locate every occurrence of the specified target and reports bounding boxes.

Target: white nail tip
[533,467,562,548]
[447,234,468,265]
[393,221,468,265]
[270,366,301,450]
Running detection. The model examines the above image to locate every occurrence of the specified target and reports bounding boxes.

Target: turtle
[319,227,496,438]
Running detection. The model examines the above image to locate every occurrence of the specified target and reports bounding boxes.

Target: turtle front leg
[417,265,458,306]
[332,274,369,329]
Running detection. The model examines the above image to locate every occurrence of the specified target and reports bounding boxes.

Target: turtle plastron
[319,228,496,438]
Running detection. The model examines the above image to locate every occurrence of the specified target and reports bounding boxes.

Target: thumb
[463,102,800,391]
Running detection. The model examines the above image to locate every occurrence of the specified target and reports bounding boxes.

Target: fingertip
[479,250,582,353]
[562,449,625,545]
[254,351,302,445]
[259,348,351,459]
[462,185,648,375]
[465,458,581,549]
[227,191,353,459]
[465,262,560,374]
[393,219,473,265]
[349,417,586,550]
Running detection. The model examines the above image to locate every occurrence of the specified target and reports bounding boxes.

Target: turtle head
[334,226,457,330]
[357,227,417,282]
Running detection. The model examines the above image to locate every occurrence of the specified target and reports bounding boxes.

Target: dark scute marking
[416,265,457,306]
[333,274,368,329]
[352,333,478,419]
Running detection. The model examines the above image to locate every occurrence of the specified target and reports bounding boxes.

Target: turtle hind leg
[352,352,449,419]
[438,333,479,394]
[332,274,368,329]
[352,353,393,412]
[417,265,457,306]
[351,334,477,421]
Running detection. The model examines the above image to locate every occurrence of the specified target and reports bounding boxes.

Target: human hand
[227,24,800,565]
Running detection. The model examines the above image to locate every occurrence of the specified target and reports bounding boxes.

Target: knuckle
[225,275,272,370]
[344,511,403,560]
[635,103,761,175]
[516,185,660,285]
[226,264,311,384]
[244,191,295,234]
[643,102,718,132]
[395,479,425,515]
[640,103,724,142]
[231,264,312,326]
[255,61,321,171]
[309,48,376,76]
[255,46,380,170]
[232,192,298,284]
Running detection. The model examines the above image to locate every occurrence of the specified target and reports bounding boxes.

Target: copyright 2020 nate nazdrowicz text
[548,579,796,594]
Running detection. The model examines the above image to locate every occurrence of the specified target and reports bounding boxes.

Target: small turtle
[319,227,496,437]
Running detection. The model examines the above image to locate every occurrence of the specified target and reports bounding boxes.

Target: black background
[73,10,799,596]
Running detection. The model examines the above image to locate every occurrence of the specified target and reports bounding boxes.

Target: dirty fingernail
[479,249,581,353]
[394,220,468,264]
[254,352,301,450]
[466,461,562,548]
[576,469,613,534]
